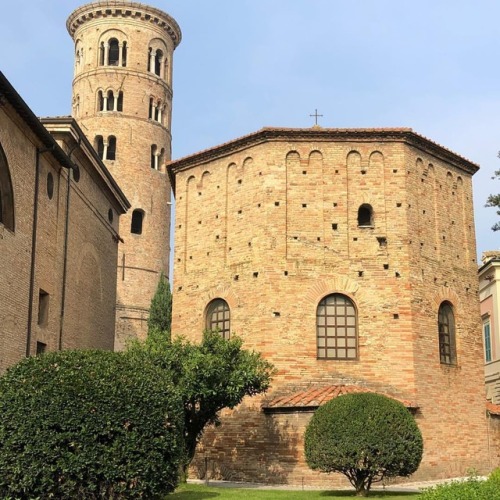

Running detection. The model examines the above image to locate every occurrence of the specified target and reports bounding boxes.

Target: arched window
[148,97,154,119]
[108,38,119,66]
[206,299,230,339]
[106,90,114,111]
[107,136,116,161]
[117,91,123,112]
[0,142,15,231]
[131,209,144,235]
[151,144,158,169]
[99,42,105,66]
[121,41,127,67]
[438,302,456,365]
[95,135,104,160]
[317,294,357,360]
[357,204,373,227]
[98,91,104,112]
[154,49,163,76]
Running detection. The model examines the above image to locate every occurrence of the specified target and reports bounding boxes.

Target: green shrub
[420,476,500,500]
[304,392,423,497]
[488,466,500,486]
[0,349,184,499]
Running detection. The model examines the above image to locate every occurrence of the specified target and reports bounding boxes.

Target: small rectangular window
[36,341,47,355]
[38,289,49,327]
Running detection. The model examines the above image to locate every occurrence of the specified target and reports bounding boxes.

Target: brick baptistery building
[169,127,493,485]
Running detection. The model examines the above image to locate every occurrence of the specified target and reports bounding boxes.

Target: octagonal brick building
[169,127,491,486]
[67,1,181,348]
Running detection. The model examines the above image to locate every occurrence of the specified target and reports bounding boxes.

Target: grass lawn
[171,483,420,499]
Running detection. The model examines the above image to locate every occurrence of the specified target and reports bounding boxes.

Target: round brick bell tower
[67,2,181,348]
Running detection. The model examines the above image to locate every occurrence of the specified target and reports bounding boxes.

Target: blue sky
[1,0,498,261]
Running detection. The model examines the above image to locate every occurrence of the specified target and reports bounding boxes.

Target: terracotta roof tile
[487,402,500,416]
[262,385,418,411]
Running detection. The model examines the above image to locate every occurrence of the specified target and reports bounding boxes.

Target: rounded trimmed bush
[0,349,184,499]
[304,392,423,496]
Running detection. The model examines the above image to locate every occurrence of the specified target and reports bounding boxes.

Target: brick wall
[170,129,491,485]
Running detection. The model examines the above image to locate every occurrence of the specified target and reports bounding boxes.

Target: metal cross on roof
[309,108,323,126]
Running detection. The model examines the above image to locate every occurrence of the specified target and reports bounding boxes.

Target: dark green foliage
[420,476,500,500]
[304,393,423,497]
[0,349,184,499]
[129,330,275,477]
[486,166,500,231]
[148,271,172,337]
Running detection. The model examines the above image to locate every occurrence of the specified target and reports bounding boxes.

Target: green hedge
[0,349,184,499]
[420,475,500,500]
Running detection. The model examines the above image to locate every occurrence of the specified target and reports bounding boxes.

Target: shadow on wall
[192,403,300,484]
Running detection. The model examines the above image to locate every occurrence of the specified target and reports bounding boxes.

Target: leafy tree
[148,271,172,337]
[0,350,184,499]
[128,330,275,478]
[304,392,423,497]
[486,166,500,231]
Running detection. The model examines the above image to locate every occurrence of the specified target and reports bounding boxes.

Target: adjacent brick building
[0,72,129,373]
[169,127,491,485]
[67,1,181,349]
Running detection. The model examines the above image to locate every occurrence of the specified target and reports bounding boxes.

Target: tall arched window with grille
[206,299,230,339]
[0,141,14,232]
[438,301,456,365]
[317,294,357,360]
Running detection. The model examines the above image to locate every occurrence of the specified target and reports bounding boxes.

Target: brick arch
[286,150,300,160]
[346,150,361,169]
[198,170,211,189]
[309,150,323,159]
[303,276,362,310]
[201,285,240,312]
[432,286,461,312]
[368,150,384,168]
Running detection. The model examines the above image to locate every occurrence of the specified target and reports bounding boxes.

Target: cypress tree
[148,272,172,337]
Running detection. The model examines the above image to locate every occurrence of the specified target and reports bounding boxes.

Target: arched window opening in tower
[148,97,154,119]
[98,91,104,111]
[151,144,158,169]
[357,204,373,227]
[108,38,119,66]
[99,42,105,66]
[121,41,127,67]
[206,299,230,339]
[106,90,114,111]
[95,135,104,160]
[316,294,357,360]
[117,91,123,112]
[438,301,456,365]
[154,49,163,76]
[0,141,15,232]
[131,209,144,235]
[107,136,116,161]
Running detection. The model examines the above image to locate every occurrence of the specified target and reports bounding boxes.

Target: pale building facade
[0,72,129,373]
[169,127,490,485]
[480,252,500,403]
[67,1,181,348]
